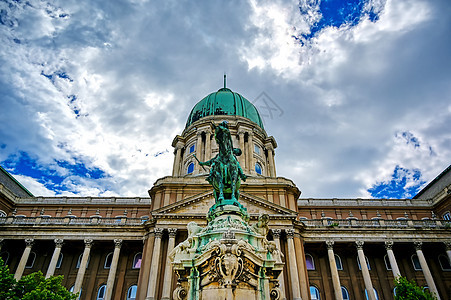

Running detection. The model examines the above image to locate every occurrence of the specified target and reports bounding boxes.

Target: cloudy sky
[0,0,450,199]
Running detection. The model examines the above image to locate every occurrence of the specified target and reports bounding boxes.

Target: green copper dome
[186,88,264,129]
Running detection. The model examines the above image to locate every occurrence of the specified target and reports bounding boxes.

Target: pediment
[152,191,296,216]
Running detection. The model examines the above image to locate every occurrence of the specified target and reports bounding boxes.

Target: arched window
[69,285,82,300]
[394,286,397,296]
[443,212,451,220]
[140,216,149,224]
[254,144,261,155]
[96,284,106,300]
[310,286,321,300]
[438,254,451,271]
[187,162,194,174]
[76,253,90,268]
[306,253,315,270]
[335,254,343,270]
[133,253,142,269]
[0,210,6,217]
[365,288,379,300]
[384,254,392,270]
[411,254,422,270]
[357,255,371,270]
[127,285,138,300]
[56,253,63,269]
[189,144,195,154]
[255,163,262,175]
[341,286,350,300]
[25,251,36,268]
[104,252,113,269]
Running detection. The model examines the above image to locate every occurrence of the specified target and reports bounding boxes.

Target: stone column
[14,238,34,280]
[195,132,203,173]
[286,229,301,300]
[247,132,254,174]
[104,239,122,300]
[172,146,182,176]
[45,239,64,278]
[444,241,451,265]
[266,145,276,177]
[238,131,246,169]
[272,229,286,300]
[74,239,93,294]
[384,241,401,278]
[146,228,164,300]
[205,130,212,161]
[326,240,343,300]
[161,228,177,300]
[414,241,441,299]
[355,241,375,300]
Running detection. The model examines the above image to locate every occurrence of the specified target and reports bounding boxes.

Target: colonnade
[7,234,449,300]
[322,240,445,300]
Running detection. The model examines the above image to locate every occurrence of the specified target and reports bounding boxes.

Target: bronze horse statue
[195,121,246,202]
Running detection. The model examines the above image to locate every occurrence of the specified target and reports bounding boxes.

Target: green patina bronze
[194,121,248,221]
[185,87,264,129]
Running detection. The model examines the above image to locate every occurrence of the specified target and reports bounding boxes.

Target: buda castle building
[0,86,450,300]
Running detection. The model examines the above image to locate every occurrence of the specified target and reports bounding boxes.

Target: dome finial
[224,73,226,88]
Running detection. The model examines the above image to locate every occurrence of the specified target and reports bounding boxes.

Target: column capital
[114,239,123,248]
[286,228,295,238]
[326,240,335,250]
[154,227,164,238]
[84,239,94,248]
[414,241,423,250]
[238,130,245,136]
[271,228,282,239]
[355,240,364,250]
[168,228,178,238]
[54,239,64,248]
[25,238,34,247]
[444,241,451,251]
[384,241,394,250]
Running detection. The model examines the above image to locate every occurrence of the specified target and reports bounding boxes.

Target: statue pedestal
[171,204,283,300]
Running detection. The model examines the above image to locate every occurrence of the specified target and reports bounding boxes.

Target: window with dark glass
[438,254,451,271]
[104,252,113,269]
[411,254,422,270]
[189,144,195,154]
[56,253,63,268]
[341,286,350,300]
[96,284,106,300]
[335,254,343,270]
[357,255,371,270]
[384,254,392,270]
[25,251,36,268]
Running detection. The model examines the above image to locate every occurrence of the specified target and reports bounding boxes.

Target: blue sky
[0,0,450,198]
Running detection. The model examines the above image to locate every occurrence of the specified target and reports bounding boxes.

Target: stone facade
[0,88,450,300]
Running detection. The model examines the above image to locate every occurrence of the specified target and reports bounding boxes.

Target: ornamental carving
[414,241,423,250]
[114,239,123,248]
[25,238,34,247]
[54,239,64,247]
[385,241,394,250]
[84,239,94,248]
[154,227,164,238]
[326,240,334,250]
[355,240,364,249]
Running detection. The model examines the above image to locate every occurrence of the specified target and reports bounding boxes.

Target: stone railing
[300,218,451,229]
[0,216,145,226]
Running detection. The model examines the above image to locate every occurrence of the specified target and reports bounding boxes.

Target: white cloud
[0,0,450,199]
